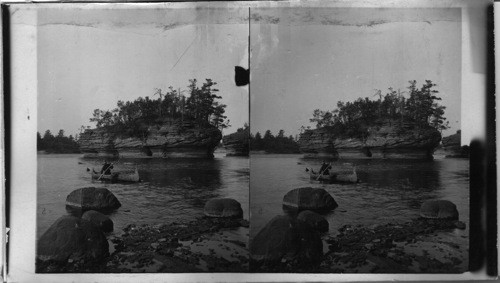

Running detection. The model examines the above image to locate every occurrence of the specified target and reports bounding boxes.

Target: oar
[97,163,113,181]
[316,162,332,181]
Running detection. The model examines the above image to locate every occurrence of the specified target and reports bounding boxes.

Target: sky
[37,7,249,137]
[37,6,462,139]
[250,8,462,138]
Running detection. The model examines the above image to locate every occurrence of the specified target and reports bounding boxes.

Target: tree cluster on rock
[250,129,300,153]
[223,124,250,156]
[87,79,228,139]
[307,80,449,140]
[37,129,80,153]
[441,130,469,158]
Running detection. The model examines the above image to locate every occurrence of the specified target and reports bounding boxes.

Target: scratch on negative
[170,34,197,71]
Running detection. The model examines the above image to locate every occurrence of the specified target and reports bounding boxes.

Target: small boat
[307,168,335,181]
[334,166,358,183]
[91,168,140,182]
[306,166,358,183]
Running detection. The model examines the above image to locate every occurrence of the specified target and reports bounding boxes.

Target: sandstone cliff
[78,120,222,158]
[298,120,441,159]
[441,130,468,158]
[222,128,249,156]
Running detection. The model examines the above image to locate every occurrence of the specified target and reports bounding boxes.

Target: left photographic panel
[13,3,249,273]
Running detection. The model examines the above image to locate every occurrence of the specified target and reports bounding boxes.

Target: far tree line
[37,129,80,153]
[250,129,300,153]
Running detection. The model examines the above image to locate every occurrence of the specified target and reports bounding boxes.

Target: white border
[5,1,494,282]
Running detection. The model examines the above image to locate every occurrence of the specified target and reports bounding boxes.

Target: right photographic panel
[249,6,471,273]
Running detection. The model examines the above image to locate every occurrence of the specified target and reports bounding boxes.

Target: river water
[38,153,469,269]
[250,154,469,241]
[37,153,249,239]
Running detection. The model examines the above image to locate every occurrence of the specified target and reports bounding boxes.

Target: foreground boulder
[419,200,459,220]
[204,198,243,218]
[66,187,121,212]
[82,210,114,232]
[37,215,109,262]
[250,215,322,263]
[297,210,329,232]
[283,187,338,212]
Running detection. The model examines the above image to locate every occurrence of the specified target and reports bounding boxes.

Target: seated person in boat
[319,161,331,175]
[101,161,114,175]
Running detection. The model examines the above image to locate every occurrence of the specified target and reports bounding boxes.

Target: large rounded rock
[250,215,323,263]
[420,200,459,220]
[82,210,113,232]
[283,187,338,212]
[297,210,329,233]
[37,215,109,262]
[66,187,121,212]
[204,198,243,218]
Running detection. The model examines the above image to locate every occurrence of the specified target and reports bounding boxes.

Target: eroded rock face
[298,120,441,159]
[66,187,121,212]
[250,215,322,263]
[419,200,459,220]
[37,216,109,262]
[204,198,243,218]
[78,120,222,158]
[283,187,338,212]
[441,130,468,158]
[82,210,114,232]
[222,128,249,156]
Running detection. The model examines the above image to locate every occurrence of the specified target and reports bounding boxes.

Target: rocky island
[298,120,441,159]
[78,119,222,158]
[222,125,249,156]
[77,79,227,159]
[440,130,469,158]
[298,81,448,160]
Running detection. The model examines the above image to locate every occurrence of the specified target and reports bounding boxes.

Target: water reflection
[138,158,225,210]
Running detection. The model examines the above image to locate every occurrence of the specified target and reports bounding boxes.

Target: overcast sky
[37,6,462,139]
[250,8,461,138]
[37,7,249,137]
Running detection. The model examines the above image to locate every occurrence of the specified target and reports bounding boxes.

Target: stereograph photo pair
[3,0,496,282]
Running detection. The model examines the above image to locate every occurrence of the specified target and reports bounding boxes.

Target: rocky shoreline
[251,218,467,273]
[38,215,465,273]
[37,186,249,273]
[37,217,249,273]
[222,127,249,156]
[250,187,467,273]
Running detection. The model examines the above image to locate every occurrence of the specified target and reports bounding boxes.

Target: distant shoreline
[37,151,468,159]
[37,150,81,155]
[250,150,299,155]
